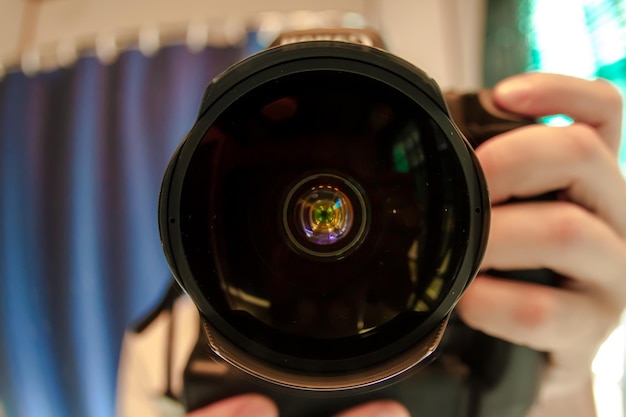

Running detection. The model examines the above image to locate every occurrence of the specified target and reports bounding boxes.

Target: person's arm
[116,316,185,417]
[117,295,201,417]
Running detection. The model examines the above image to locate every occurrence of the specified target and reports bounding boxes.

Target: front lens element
[300,186,353,245]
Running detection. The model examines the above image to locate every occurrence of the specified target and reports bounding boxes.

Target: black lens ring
[159,41,490,375]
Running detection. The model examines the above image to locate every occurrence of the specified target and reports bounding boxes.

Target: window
[525,0,626,172]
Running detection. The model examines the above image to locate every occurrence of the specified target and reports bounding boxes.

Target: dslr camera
[159,28,553,417]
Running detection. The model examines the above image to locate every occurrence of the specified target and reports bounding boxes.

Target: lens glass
[299,185,352,245]
[179,68,480,368]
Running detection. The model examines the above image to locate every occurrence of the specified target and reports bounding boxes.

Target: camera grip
[445,90,532,148]
[445,90,558,288]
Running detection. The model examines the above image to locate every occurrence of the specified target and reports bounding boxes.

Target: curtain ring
[256,12,284,47]
[95,32,119,65]
[139,25,161,57]
[57,38,78,68]
[187,21,209,53]
[20,47,40,76]
[222,19,247,46]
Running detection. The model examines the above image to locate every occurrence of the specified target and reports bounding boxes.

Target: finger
[332,400,410,417]
[482,201,626,301]
[477,123,626,237]
[457,276,619,368]
[493,72,623,153]
[186,394,278,417]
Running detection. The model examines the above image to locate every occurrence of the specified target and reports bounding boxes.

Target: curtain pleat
[0,43,246,417]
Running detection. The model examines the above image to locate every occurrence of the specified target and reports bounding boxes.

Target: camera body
[159,29,554,417]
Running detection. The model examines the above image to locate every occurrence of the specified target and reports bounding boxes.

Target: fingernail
[494,75,532,105]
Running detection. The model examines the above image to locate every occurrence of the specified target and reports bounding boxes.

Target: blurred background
[0,0,625,416]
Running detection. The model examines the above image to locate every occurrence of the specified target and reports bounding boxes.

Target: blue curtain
[0,42,247,417]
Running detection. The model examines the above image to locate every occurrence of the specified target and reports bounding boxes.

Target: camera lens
[283,173,367,258]
[159,41,489,390]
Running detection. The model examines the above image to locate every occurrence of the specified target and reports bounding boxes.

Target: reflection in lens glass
[282,173,369,259]
[298,186,353,245]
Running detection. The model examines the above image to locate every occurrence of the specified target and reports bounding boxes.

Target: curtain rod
[0,10,369,77]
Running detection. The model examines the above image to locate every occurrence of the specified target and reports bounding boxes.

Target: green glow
[313,205,335,225]
[539,115,574,127]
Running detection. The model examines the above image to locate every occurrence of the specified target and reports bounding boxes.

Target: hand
[185,394,410,417]
[457,72,626,416]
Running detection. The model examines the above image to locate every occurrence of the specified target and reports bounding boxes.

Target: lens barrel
[159,40,489,390]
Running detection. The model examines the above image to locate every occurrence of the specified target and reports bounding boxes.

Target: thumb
[492,72,623,153]
[186,394,278,417]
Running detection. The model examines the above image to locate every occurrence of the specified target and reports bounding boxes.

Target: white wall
[0,0,486,90]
